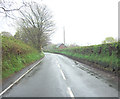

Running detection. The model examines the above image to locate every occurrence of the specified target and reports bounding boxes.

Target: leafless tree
[15,2,55,51]
[0,0,27,19]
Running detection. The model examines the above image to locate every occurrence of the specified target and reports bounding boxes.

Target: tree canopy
[0,31,12,37]
[14,2,55,51]
[102,37,117,44]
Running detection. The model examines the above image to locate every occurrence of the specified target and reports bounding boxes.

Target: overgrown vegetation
[2,36,44,79]
[1,2,55,80]
[48,42,119,74]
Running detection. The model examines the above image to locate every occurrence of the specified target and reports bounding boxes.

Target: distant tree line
[102,37,117,44]
[0,31,12,37]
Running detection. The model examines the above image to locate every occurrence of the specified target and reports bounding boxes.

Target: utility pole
[63,27,65,45]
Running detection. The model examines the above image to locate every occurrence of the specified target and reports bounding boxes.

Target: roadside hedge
[2,36,44,79]
[48,42,119,74]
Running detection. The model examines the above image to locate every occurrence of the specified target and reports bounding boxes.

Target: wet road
[3,53,118,97]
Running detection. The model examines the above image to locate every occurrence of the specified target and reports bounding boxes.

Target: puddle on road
[74,61,79,65]
[74,61,101,79]
[109,84,113,87]
[73,61,118,89]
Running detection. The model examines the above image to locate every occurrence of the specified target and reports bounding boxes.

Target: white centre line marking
[60,69,66,80]
[67,87,75,98]
[58,64,61,68]
[72,65,74,67]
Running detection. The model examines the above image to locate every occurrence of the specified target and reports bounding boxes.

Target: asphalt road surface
[2,53,118,97]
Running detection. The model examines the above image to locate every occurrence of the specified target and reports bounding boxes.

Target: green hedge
[49,42,119,72]
[2,36,44,79]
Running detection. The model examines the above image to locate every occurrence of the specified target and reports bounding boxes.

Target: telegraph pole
[63,27,65,45]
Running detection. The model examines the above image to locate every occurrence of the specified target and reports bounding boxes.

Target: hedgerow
[48,42,119,73]
[2,36,44,79]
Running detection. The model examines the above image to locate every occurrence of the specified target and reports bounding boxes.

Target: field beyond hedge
[2,36,44,79]
[48,42,119,75]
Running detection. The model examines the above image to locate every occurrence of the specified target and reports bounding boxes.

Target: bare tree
[0,0,27,19]
[15,2,55,51]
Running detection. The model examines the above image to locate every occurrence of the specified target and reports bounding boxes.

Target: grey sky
[0,0,119,46]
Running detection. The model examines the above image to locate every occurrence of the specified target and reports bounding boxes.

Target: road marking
[72,65,74,67]
[58,64,61,68]
[67,87,75,98]
[0,58,44,96]
[60,69,66,80]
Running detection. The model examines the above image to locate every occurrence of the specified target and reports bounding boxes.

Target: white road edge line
[67,87,75,98]
[0,58,44,96]
[60,69,66,80]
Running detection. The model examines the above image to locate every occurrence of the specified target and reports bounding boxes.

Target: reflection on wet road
[3,53,118,97]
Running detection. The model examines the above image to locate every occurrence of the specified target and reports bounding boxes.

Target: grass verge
[47,42,119,75]
[2,36,44,79]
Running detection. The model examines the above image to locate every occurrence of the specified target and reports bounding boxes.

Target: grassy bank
[2,36,44,79]
[48,42,119,74]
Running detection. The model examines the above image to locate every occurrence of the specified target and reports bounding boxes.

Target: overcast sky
[0,0,119,46]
